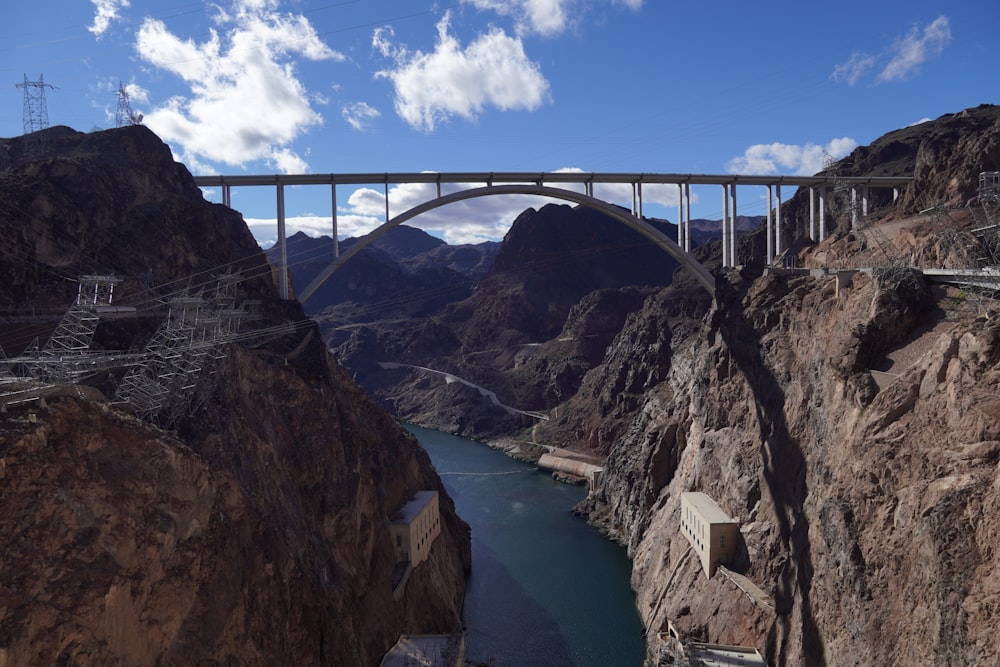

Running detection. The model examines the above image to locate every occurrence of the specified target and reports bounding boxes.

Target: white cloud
[374,11,551,131]
[877,15,951,83]
[89,0,130,37]
[462,0,569,37]
[123,82,149,104]
[832,52,876,86]
[134,0,344,172]
[342,101,381,131]
[462,0,643,36]
[833,16,951,86]
[726,137,858,176]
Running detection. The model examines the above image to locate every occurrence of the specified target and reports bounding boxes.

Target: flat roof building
[680,492,738,578]
[389,491,441,568]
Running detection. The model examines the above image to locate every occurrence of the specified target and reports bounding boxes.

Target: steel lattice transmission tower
[115,81,142,127]
[16,74,55,155]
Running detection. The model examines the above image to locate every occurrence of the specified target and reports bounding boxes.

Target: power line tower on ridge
[16,74,55,155]
[115,81,143,127]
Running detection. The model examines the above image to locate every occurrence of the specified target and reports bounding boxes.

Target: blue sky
[2,0,996,246]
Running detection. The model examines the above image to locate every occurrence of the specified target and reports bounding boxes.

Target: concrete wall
[537,453,603,488]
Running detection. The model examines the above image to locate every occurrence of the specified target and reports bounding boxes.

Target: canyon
[1,102,999,666]
[318,104,1000,665]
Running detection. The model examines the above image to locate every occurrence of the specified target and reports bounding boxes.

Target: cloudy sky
[2,0,995,245]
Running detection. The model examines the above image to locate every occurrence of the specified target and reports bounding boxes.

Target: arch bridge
[192,171,912,302]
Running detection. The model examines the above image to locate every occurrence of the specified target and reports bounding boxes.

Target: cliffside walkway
[717,565,775,612]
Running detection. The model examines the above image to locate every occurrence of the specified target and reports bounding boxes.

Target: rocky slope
[0,126,470,666]
[577,269,1000,665]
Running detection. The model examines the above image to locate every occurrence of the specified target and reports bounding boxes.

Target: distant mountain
[267,227,499,338]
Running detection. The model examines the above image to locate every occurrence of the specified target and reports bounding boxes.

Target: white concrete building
[680,491,738,578]
[389,490,441,567]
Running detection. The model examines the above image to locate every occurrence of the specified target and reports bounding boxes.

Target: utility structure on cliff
[16,74,54,155]
[0,272,260,422]
[13,275,137,384]
[113,275,258,427]
[973,171,1000,266]
[115,81,142,128]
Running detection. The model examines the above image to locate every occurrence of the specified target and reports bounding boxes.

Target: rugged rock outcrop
[780,104,1000,238]
[577,269,1000,665]
[0,126,470,666]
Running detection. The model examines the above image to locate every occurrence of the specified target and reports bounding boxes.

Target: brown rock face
[576,270,1000,665]
[0,126,469,666]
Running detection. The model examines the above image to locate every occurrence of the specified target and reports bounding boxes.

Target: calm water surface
[407,425,646,667]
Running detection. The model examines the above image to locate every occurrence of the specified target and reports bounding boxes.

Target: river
[406,425,646,667]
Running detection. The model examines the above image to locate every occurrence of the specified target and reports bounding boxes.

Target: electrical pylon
[115,81,142,127]
[16,74,54,155]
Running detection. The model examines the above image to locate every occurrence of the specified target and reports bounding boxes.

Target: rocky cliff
[577,269,1000,665]
[329,104,1000,664]
[0,126,470,666]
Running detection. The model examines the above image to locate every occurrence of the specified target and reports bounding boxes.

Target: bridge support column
[851,187,858,229]
[222,185,231,208]
[863,185,869,218]
[276,184,289,300]
[331,184,339,258]
[766,185,774,264]
[721,184,730,267]
[775,184,783,259]
[809,187,816,240]
[637,182,643,219]
[684,183,691,252]
[819,186,827,241]
[677,184,685,251]
[632,183,638,217]
[730,183,738,265]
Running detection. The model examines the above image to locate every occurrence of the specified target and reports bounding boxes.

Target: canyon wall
[0,126,470,666]
[576,270,1000,665]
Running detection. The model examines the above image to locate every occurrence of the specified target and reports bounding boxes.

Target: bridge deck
[193,171,912,188]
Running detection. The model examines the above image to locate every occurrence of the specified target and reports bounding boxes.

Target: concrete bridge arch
[297,183,716,303]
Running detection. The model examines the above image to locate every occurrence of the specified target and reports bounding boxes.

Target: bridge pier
[684,183,691,252]
[766,185,774,264]
[809,187,816,241]
[819,186,827,241]
[331,184,339,258]
[775,184,783,259]
[851,187,858,229]
[721,184,730,267]
[729,183,738,265]
[677,184,685,252]
[277,184,289,299]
